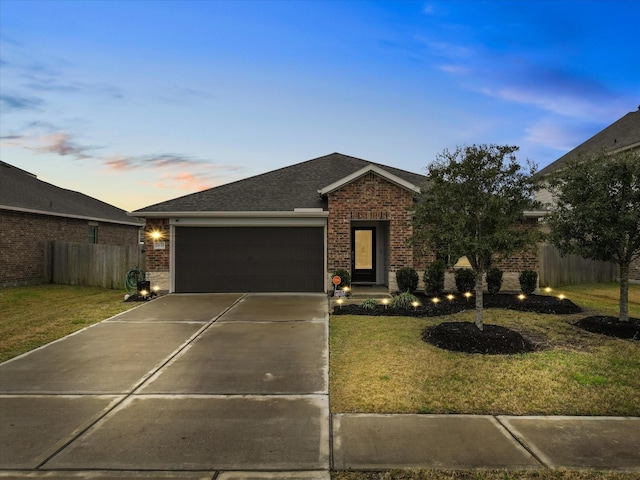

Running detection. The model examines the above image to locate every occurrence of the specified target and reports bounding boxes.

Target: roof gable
[0,161,142,226]
[318,164,421,195]
[132,153,427,215]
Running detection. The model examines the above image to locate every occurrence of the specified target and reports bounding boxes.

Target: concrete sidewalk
[1,293,639,478]
[333,414,640,471]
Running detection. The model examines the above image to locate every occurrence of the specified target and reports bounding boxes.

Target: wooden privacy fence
[44,241,145,290]
[538,243,617,287]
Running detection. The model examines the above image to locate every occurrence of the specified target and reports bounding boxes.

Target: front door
[352,227,376,283]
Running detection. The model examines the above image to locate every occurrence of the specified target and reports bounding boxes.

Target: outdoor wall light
[149,230,163,240]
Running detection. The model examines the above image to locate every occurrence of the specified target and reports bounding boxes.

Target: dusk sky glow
[1,0,638,212]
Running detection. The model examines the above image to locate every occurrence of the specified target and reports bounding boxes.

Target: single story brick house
[0,161,144,287]
[131,153,540,293]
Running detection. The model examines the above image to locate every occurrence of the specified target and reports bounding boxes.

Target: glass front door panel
[355,230,373,269]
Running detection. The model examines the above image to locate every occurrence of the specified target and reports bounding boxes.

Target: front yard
[0,284,137,363]
[330,283,640,416]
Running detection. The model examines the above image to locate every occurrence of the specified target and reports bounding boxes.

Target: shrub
[390,292,419,309]
[454,268,475,293]
[519,270,538,295]
[332,269,351,289]
[360,298,378,310]
[396,267,419,293]
[486,267,503,295]
[424,260,446,297]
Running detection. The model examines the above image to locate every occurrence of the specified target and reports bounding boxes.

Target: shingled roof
[537,108,640,176]
[132,152,428,215]
[0,161,142,225]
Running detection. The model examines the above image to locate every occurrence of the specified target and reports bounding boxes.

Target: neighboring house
[131,152,539,293]
[0,161,144,287]
[536,108,640,205]
[536,107,640,282]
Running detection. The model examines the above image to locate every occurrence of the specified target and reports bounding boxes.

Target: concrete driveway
[0,293,330,479]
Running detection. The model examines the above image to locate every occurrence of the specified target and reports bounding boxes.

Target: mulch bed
[422,321,536,355]
[575,316,640,340]
[332,293,582,317]
[333,292,638,354]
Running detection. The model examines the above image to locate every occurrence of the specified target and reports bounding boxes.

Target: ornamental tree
[546,150,640,322]
[413,144,543,330]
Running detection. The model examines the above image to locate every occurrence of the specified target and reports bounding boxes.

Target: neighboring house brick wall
[327,172,414,286]
[0,210,140,287]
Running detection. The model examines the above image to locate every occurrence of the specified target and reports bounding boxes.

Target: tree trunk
[619,262,630,322]
[475,269,484,330]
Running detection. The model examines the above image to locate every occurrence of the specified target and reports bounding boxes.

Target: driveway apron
[0,293,330,477]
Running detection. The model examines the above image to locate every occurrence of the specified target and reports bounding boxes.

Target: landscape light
[558,294,565,300]
[431,297,440,304]
[463,292,472,299]
[139,289,148,297]
[337,298,344,308]
[518,293,526,301]
[446,294,454,301]
[343,286,350,293]
[412,301,419,309]
[545,286,552,294]
[382,298,389,308]
[152,285,160,292]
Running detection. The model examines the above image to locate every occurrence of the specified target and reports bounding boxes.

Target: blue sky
[1,0,638,212]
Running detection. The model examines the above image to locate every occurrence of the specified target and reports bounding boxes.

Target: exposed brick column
[143,218,171,290]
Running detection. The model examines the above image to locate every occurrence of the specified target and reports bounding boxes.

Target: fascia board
[130,210,329,218]
[317,164,420,195]
[1,204,144,226]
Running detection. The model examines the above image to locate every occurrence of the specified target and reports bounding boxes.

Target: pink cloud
[154,172,213,191]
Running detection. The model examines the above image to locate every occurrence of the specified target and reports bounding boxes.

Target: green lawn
[332,470,640,480]
[0,284,138,363]
[330,283,640,416]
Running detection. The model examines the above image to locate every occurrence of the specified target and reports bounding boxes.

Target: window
[88,223,98,244]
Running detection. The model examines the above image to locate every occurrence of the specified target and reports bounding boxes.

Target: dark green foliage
[455,268,475,293]
[360,298,378,310]
[332,269,351,288]
[396,267,419,293]
[390,291,419,309]
[519,270,538,295]
[486,267,503,294]
[424,260,446,297]
[411,144,543,329]
[546,150,640,322]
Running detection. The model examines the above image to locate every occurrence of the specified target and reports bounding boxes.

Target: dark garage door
[174,226,324,293]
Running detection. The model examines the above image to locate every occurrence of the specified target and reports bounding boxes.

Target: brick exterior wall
[0,209,140,287]
[327,172,415,286]
[143,218,171,290]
